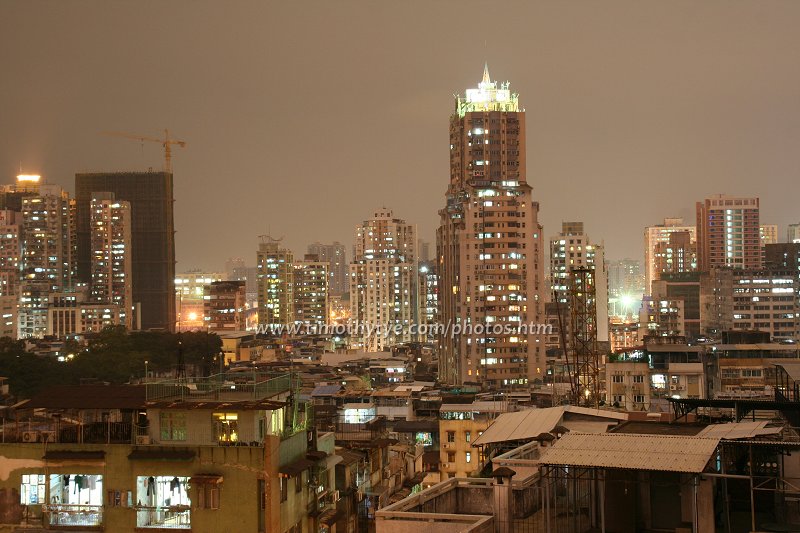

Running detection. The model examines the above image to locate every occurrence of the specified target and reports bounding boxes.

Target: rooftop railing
[145,372,295,401]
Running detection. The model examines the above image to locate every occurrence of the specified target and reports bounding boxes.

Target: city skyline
[2,1,800,271]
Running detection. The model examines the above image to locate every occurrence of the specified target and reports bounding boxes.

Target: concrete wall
[0,442,270,533]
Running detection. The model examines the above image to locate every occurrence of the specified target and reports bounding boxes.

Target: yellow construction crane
[103,129,186,173]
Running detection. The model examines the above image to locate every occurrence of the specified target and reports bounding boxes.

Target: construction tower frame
[569,267,600,407]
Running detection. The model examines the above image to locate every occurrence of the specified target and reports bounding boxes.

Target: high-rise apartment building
[307,242,348,296]
[652,230,697,280]
[0,174,41,212]
[0,202,17,337]
[18,184,76,338]
[700,267,798,341]
[203,280,246,332]
[788,223,800,244]
[549,222,609,342]
[349,208,416,351]
[418,239,431,263]
[418,261,438,342]
[293,254,329,328]
[696,195,761,272]
[0,209,21,299]
[436,66,545,389]
[75,171,175,331]
[650,272,701,341]
[256,236,294,328]
[644,217,696,294]
[175,271,223,330]
[766,243,800,274]
[760,224,778,246]
[89,193,133,328]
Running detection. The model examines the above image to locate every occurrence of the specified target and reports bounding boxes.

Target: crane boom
[103,129,186,173]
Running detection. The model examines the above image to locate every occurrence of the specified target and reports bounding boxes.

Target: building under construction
[75,171,176,332]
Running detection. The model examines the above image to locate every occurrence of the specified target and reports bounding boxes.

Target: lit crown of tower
[456,63,520,117]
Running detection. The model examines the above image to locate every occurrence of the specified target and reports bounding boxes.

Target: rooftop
[473,406,627,446]
[456,64,520,117]
[539,432,720,473]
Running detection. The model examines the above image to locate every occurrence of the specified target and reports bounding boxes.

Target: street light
[144,360,149,381]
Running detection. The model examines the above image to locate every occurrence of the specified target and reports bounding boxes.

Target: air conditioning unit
[22,431,39,443]
[670,385,678,391]
[441,463,449,469]
[356,490,364,502]
[332,490,340,503]
[383,467,391,479]
[40,431,56,443]
[135,435,152,445]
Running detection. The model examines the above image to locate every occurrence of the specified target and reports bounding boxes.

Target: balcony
[2,421,133,445]
[136,506,191,529]
[44,504,103,528]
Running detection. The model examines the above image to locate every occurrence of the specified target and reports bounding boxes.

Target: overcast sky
[2,1,799,271]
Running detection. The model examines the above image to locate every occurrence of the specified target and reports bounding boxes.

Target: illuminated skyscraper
[437,66,545,389]
[349,208,417,351]
[89,193,133,327]
[256,236,294,328]
[696,195,761,271]
[19,183,76,338]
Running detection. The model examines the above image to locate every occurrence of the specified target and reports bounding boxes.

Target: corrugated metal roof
[561,421,617,434]
[695,421,783,440]
[472,406,626,446]
[775,362,800,382]
[473,408,564,445]
[439,401,511,413]
[539,432,720,473]
[563,406,629,420]
[311,385,342,397]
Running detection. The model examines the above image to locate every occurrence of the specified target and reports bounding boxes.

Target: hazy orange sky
[2,1,799,270]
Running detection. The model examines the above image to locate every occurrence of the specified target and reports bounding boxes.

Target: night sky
[2,1,799,271]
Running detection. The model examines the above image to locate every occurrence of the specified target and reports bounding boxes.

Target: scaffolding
[568,267,600,408]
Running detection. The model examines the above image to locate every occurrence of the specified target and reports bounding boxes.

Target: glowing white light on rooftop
[17,174,41,183]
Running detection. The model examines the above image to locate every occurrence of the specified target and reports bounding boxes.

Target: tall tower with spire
[436,66,545,390]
